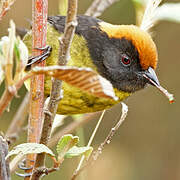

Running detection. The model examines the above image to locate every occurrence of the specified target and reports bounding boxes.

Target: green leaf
[65,146,93,160]
[56,134,79,160]
[155,3,180,23]
[6,143,55,159]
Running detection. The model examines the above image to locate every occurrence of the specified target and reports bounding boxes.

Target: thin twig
[0,87,17,116]
[30,0,78,179]
[5,93,29,144]
[72,103,128,180]
[26,0,48,179]
[85,0,119,17]
[92,103,128,160]
[0,73,32,116]
[75,110,106,174]
[28,167,59,178]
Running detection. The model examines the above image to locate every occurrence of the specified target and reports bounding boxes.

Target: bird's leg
[25,45,52,71]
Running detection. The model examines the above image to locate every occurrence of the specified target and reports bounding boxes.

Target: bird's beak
[143,67,160,86]
[141,67,174,104]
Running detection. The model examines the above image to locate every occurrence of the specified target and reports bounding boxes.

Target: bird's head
[97,22,159,93]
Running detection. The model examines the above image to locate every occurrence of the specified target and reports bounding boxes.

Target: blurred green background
[0,0,180,180]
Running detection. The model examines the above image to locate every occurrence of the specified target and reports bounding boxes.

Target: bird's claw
[15,172,32,177]
[18,161,33,170]
[34,45,50,51]
[25,45,52,71]
[16,159,34,177]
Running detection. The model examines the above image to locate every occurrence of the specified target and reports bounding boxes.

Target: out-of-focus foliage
[0,20,28,86]
[155,3,180,23]
[133,0,180,28]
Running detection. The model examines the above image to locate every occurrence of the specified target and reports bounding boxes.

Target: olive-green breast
[23,24,131,115]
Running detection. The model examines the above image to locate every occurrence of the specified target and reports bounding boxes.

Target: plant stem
[0,75,31,116]
[25,0,48,179]
[30,0,78,179]
[72,103,128,180]
[0,87,15,116]
[74,110,106,175]
[92,103,128,161]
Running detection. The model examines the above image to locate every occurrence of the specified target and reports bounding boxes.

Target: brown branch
[71,103,128,180]
[85,0,119,17]
[27,167,59,179]
[0,87,16,116]
[25,0,48,179]
[30,0,78,179]
[0,73,32,117]
[5,93,29,144]
[0,136,10,180]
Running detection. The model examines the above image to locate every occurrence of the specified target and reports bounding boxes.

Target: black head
[101,37,148,93]
[86,33,159,93]
[79,22,159,93]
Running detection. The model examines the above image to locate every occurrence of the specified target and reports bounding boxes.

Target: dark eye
[121,55,131,66]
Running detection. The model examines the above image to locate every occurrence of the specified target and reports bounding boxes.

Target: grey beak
[143,67,160,86]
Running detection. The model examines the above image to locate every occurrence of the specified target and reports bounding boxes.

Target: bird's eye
[121,55,131,66]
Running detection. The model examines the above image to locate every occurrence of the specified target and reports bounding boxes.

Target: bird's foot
[15,159,34,177]
[25,45,52,71]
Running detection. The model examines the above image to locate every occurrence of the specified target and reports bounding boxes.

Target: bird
[23,15,160,115]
